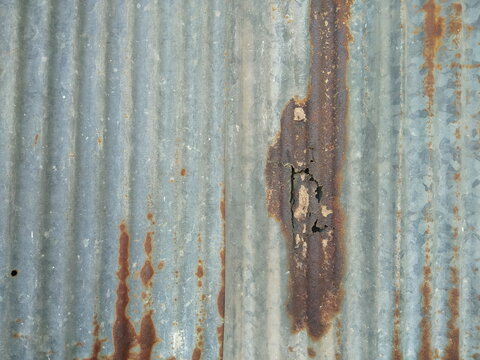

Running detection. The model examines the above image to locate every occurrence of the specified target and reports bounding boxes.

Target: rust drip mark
[419,264,433,360]
[216,248,225,359]
[138,312,157,360]
[443,267,459,360]
[80,315,106,360]
[422,0,445,117]
[220,199,225,221]
[392,290,403,360]
[265,0,352,340]
[335,318,342,360]
[308,347,317,358]
[112,224,137,360]
[34,134,39,146]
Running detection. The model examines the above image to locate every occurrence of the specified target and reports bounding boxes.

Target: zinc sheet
[0,1,479,360]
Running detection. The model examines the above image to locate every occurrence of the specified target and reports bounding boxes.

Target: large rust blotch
[265,0,352,340]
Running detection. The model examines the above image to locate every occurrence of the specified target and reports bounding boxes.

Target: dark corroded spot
[140,260,154,286]
[265,0,352,340]
[392,291,403,360]
[308,347,317,358]
[180,168,187,176]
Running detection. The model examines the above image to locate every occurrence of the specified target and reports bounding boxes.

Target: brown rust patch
[140,261,154,286]
[422,0,445,116]
[138,312,158,360]
[392,290,403,360]
[419,265,433,360]
[288,346,294,352]
[191,347,202,360]
[34,134,39,145]
[97,137,102,144]
[308,347,317,358]
[448,4,462,42]
[180,168,187,176]
[265,0,352,340]
[443,268,459,360]
[196,261,204,278]
[220,199,225,221]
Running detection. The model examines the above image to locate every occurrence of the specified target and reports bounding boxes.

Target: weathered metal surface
[0,0,479,360]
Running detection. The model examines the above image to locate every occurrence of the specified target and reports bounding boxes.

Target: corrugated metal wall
[0,0,479,359]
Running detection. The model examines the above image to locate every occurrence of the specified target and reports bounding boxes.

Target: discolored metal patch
[265,0,352,340]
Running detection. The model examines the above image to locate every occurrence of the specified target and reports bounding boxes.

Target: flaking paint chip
[294,107,306,121]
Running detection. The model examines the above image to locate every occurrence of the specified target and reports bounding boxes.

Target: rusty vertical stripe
[265,0,352,340]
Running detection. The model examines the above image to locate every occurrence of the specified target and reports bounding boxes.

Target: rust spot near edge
[307,347,317,358]
[265,0,352,340]
[34,134,39,146]
[196,260,204,278]
[80,315,106,360]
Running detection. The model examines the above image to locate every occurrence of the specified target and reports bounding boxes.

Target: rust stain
[144,232,153,255]
[443,267,459,360]
[419,264,433,360]
[288,346,294,352]
[111,223,137,360]
[166,357,176,360]
[196,261,204,278]
[138,312,157,360]
[146,212,155,225]
[80,315,106,360]
[216,247,225,359]
[422,0,445,116]
[453,173,461,182]
[392,290,403,360]
[140,261,154,286]
[97,137,102,144]
[308,347,317,358]
[265,0,352,340]
[191,347,202,360]
[180,168,187,176]
[219,199,225,221]
[34,133,39,145]
[217,248,225,319]
[448,4,462,43]
[157,260,165,270]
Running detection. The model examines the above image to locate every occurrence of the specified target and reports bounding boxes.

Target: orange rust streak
[422,0,445,116]
[34,134,39,145]
[112,224,137,360]
[217,248,225,319]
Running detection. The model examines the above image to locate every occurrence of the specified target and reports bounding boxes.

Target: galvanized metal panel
[0,1,479,360]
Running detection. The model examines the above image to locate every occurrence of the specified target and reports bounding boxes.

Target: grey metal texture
[0,1,478,360]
